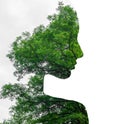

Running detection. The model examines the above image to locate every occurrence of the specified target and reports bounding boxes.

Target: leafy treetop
[7,2,83,80]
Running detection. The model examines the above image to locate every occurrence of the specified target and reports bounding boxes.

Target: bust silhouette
[2,2,88,124]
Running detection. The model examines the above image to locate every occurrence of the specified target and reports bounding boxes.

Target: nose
[78,44,83,58]
[72,42,83,59]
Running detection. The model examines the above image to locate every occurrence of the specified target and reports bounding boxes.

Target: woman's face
[47,3,83,79]
[49,36,83,79]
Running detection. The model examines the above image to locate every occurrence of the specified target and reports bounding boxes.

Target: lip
[71,63,76,70]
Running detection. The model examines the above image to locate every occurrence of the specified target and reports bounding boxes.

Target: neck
[29,74,45,94]
[39,74,45,93]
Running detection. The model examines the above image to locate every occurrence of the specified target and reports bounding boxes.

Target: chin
[61,70,71,79]
[51,70,71,79]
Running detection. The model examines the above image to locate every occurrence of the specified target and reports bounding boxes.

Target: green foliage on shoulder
[0,75,88,124]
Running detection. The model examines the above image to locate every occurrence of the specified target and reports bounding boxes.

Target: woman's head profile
[7,2,83,80]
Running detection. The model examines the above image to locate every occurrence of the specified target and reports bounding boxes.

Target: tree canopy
[7,2,83,80]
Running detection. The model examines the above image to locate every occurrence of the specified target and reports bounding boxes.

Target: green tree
[0,2,88,124]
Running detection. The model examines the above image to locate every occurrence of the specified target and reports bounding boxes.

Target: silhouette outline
[0,2,89,124]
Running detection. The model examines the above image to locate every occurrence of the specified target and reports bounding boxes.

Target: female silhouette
[1,2,89,124]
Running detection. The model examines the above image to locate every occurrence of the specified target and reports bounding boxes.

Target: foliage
[0,2,88,124]
[0,75,88,124]
[7,2,83,80]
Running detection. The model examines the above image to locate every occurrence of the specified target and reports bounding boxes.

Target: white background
[0,0,120,123]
